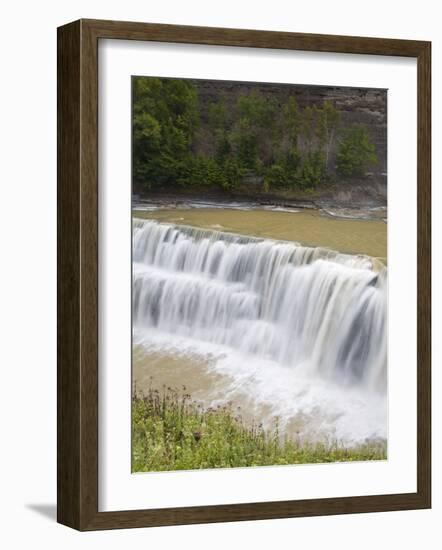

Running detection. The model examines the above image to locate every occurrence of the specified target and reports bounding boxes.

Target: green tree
[316,101,340,171]
[264,163,289,190]
[221,158,245,191]
[284,97,301,146]
[133,77,199,189]
[281,97,302,175]
[232,118,259,169]
[208,99,232,162]
[300,151,326,188]
[296,104,331,188]
[336,125,377,178]
[231,92,278,170]
[300,105,316,155]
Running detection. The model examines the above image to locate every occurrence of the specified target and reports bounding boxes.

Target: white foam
[133,219,388,445]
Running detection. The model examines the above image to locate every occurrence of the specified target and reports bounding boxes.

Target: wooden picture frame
[57,18,431,531]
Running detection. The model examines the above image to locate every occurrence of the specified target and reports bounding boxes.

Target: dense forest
[133,77,379,196]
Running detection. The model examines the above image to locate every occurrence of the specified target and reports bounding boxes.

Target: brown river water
[134,207,387,260]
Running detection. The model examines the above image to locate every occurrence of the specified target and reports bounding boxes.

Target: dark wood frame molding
[57,18,431,531]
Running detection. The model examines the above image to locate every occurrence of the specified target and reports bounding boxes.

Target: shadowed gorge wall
[193,79,387,174]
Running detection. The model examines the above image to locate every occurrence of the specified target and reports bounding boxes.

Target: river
[132,206,387,446]
[134,206,387,260]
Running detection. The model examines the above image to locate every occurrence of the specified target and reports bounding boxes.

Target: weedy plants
[132,385,387,472]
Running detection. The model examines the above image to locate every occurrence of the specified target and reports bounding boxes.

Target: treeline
[133,77,378,194]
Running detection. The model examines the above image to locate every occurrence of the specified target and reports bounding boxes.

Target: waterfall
[133,219,387,393]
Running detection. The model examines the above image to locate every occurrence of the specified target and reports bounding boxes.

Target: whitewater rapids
[132,218,388,444]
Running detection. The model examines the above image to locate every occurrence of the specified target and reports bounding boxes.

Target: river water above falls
[132,212,388,445]
[134,206,387,260]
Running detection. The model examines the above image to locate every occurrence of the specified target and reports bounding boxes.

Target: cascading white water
[133,219,387,393]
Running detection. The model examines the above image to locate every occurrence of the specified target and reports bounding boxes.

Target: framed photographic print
[57,19,431,530]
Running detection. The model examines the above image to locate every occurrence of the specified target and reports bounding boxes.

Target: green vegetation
[132,386,387,472]
[133,77,378,194]
[133,77,199,188]
[336,125,378,177]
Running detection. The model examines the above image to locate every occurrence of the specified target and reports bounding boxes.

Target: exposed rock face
[188,79,387,206]
[192,79,387,172]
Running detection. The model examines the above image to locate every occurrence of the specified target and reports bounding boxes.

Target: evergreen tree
[133,77,199,189]
[336,125,377,177]
[232,92,278,170]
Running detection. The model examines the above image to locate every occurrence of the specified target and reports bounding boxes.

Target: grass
[132,386,387,472]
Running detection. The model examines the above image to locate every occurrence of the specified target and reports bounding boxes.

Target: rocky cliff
[189,79,387,207]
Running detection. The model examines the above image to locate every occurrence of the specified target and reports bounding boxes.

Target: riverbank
[132,387,387,472]
[134,176,387,214]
